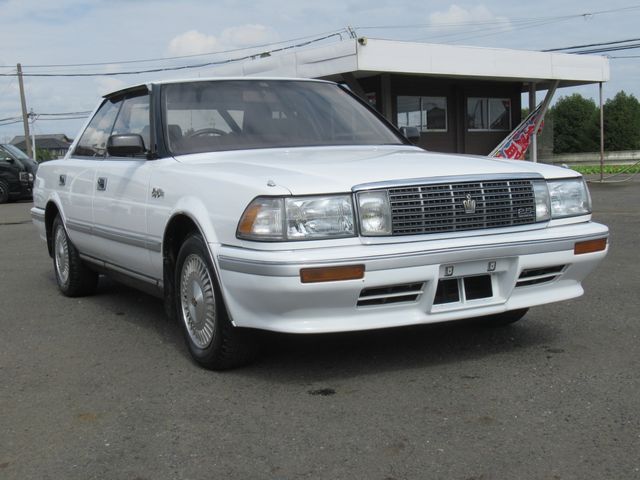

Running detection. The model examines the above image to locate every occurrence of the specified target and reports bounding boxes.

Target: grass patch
[570,164,640,175]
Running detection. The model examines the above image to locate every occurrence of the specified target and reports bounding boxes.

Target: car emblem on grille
[463,194,476,214]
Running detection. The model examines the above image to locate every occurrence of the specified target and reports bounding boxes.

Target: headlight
[19,172,29,182]
[357,190,392,236]
[548,178,592,218]
[237,195,355,241]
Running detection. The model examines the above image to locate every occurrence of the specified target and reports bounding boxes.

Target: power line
[35,116,88,121]
[0,119,23,127]
[38,111,92,116]
[572,43,640,54]
[0,31,346,78]
[0,115,21,122]
[544,37,640,52]
[355,5,640,32]
[0,28,349,70]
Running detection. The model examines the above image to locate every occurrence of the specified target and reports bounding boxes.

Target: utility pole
[17,63,33,159]
[30,110,37,161]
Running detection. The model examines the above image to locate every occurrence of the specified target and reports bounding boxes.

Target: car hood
[175,145,578,195]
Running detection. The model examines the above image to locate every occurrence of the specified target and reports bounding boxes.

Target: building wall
[356,74,522,156]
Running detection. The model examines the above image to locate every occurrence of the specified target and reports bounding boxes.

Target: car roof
[103,77,335,99]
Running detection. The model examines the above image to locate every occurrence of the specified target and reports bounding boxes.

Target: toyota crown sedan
[31,78,608,369]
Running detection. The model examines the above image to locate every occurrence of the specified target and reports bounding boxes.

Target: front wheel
[52,215,98,296]
[175,234,258,370]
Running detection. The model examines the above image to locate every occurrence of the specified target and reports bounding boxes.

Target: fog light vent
[357,282,424,307]
[516,265,565,287]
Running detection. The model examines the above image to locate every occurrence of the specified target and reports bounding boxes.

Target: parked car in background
[0,143,36,203]
[31,78,609,369]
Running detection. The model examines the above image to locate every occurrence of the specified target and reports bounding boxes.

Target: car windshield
[1,144,31,161]
[162,80,405,155]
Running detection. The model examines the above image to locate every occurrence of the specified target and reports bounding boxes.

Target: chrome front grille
[388,179,537,235]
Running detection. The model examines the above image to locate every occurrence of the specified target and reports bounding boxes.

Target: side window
[0,149,12,161]
[111,94,151,152]
[74,99,121,157]
[397,96,448,132]
[467,97,512,131]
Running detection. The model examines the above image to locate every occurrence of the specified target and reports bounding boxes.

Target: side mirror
[107,134,146,156]
[400,126,421,144]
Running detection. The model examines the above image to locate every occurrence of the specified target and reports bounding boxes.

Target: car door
[91,91,157,281]
[59,98,122,256]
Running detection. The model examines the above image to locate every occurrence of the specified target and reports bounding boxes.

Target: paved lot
[1,178,639,480]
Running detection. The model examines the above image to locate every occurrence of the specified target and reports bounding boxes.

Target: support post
[30,110,36,161]
[528,83,537,162]
[599,82,604,182]
[381,73,393,123]
[17,63,33,159]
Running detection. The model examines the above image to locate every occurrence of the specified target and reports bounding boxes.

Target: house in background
[11,134,74,159]
[209,38,609,156]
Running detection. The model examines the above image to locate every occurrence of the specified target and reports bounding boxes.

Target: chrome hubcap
[54,226,70,285]
[180,254,216,348]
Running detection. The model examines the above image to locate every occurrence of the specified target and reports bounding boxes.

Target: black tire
[175,234,258,370]
[477,308,529,327]
[52,215,99,297]
[0,180,9,204]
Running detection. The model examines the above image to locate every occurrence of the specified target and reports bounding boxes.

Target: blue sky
[2,0,640,142]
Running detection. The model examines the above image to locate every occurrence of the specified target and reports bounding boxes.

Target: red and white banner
[490,103,544,160]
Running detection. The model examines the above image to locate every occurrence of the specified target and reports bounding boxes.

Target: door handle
[97,177,108,191]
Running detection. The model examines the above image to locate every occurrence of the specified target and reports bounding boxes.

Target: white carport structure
[210,38,610,160]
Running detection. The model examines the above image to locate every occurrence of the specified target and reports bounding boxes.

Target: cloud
[168,30,220,56]
[429,4,511,28]
[167,24,278,57]
[220,24,278,47]
[95,78,126,96]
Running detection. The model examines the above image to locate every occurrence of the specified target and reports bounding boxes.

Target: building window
[467,97,511,131]
[397,96,447,132]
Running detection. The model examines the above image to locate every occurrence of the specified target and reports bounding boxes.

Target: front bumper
[214,221,609,333]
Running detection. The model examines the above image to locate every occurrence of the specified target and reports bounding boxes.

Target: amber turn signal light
[574,238,607,255]
[300,265,365,283]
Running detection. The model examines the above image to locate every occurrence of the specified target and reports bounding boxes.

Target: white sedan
[32,78,608,369]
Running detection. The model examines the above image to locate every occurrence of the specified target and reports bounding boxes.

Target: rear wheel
[52,215,98,296]
[0,180,9,204]
[175,234,257,370]
[478,308,529,327]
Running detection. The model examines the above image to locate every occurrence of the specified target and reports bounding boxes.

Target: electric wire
[544,37,640,52]
[0,29,349,73]
[0,30,346,78]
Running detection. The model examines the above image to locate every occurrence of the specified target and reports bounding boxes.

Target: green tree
[603,91,640,151]
[36,148,54,162]
[551,94,599,154]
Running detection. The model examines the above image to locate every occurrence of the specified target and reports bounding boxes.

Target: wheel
[477,308,529,327]
[0,180,9,204]
[52,215,99,297]
[175,234,258,370]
